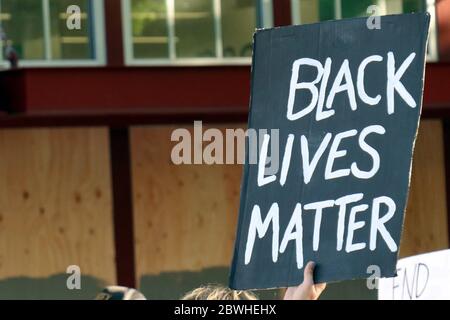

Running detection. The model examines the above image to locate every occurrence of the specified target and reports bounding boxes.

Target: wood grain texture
[131,125,243,276]
[0,128,116,284]
[400,119,449,257]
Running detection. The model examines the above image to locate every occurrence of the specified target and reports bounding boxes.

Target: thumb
[303,261,316,285]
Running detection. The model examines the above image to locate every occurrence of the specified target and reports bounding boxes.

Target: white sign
[378,249,450,300]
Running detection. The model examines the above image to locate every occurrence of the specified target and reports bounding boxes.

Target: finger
[315,282,327,294]
[303,261,316,285]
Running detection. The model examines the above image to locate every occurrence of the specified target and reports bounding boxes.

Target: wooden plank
[400,119,449,257]
[131,125,243,277]
[0,128,116,285]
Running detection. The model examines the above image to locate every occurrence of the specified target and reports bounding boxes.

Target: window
[291,0,438,61]
[0,0,105,67]
[122,0,273,65]
[291,0,426,23]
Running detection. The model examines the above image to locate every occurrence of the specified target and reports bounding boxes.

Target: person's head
[95,286,146,300]
[181,284,258,300]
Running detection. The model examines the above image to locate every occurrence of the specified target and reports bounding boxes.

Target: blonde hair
[181,284,258,300]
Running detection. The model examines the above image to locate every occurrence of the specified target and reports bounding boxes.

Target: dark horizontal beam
[0,107,249,128]
[0,103,447,128]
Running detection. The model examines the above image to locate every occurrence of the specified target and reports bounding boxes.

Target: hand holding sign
[230,13,430,290]
[283,262,327,300]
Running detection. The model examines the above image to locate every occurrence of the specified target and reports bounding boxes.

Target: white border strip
[426,0,439,62]
[42,0,52,60]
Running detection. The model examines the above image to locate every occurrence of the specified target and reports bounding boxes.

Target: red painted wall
[273,0,292,26]
[437,0,450,61]
[0,67,250,113]
[104,0,124,67]
[1,63,450,117]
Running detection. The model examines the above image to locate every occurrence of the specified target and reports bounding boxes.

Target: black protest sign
[229,13,430,290]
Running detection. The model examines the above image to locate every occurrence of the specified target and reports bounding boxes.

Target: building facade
[0,0,448,299]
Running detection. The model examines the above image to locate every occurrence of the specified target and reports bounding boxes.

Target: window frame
[290,0,439,62]
[122,0,273,66]
[0,0,106,68]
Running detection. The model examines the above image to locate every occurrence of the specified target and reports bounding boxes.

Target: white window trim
[290,0,438,62]
[0,0,106,68]
[122,0,273,67]
[426,0,439,62]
